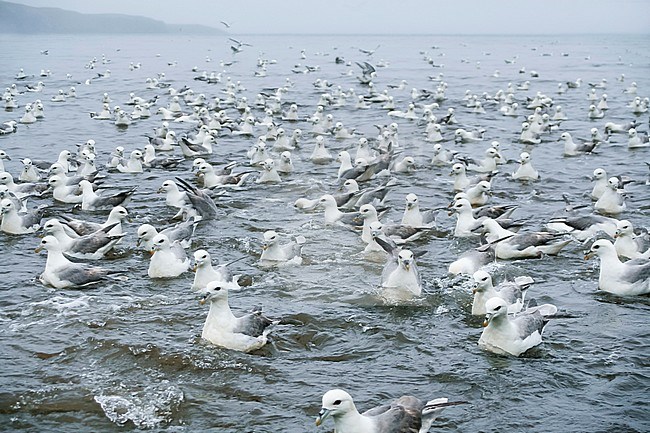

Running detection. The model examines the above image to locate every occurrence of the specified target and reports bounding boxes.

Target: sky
[8,0,650,34]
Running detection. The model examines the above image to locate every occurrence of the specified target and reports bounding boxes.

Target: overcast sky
[9,0,650,34]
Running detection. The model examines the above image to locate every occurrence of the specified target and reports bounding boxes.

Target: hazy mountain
[0,1,224,34]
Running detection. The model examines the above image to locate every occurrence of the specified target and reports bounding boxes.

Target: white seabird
[48,175,83,204]
[61,206,128,237]
[256,158,281,184]
[310,135,333,164]
[78,180,136,211]
[471,270,533,316]
[42,218,124,260]
[199,280,275,352]
[259,230,305,267]
[191,249,241,292]
[464,180,491,207]
[35,236,122,289]
[401,193,436,227]
[613,220,650,260]
[315,389,465,432]
[116,150,144,173]
[0,172,48,199]
[147,233,190,278]
[479,297,557,356]
[512,152,539,181]
[628,128,649,149]
[136,220,196,251]
[594,177,626,215]
[0,198,45,234]
[560,132,597,156]
[158,180,188,209]
[585,239,650,296]
[479,218,571,260]
[380,248,422,301]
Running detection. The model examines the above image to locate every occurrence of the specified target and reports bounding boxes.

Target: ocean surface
[0,33,649,432]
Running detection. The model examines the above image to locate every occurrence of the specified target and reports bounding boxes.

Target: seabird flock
[1,32,649,431]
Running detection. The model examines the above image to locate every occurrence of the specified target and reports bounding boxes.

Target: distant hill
[0,1,224,34]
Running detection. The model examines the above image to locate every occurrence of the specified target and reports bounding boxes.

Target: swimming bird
[0,186,27,212]
[60,206,128,237]
[137,219,196,251]
[338,178,395,210]
[448,244,496,275]
[519,122,540,145]
[51,89,66,102]
[430,143,456,165]
[199,280,274,352]
[116,150,144,173]
[603,120,639,137]
[0,122,17,136]
[35,236,123,288]
[401,193,436,227]
[147,233,190,278]
[471,270,533,316]
[310,135,333,164]
[449,163,493,192]
[392,156,416,174]
[560,132,597,156]
[462,147,502,173]
[179,135,215,157]
[315,389,465,433]
[551,105,568,121]
[613,220,650,260]
[256,158,281,183]
[32,150,76,173]
[175,177,220,220]
[451,197,520,236]
[464,181,492,207]
[479,218,572,259]
[546,213,618,241]
[585,239,650,296]
[77,152,98,177]
[449,198,491,238]
[148,131,177,151]
[158,180,188,210]
[259,230,305,266]
[78,180,136,211]
[42,219,124,260]
[594,177,626,215]
[587,105,604,119]
[105,146,125,169]
[19,158,41,182]
[0,172,48,199]
[276,151,294,174]
[356,61,376,84]
[479,297,557,356]
[590,168,613,200]
[142,144,182,168]
[197,162,252,189]
[336,150,354,179]
[357,203,390,244]
[318,194,360,226]
[512,152,539,181]
[454,128,484,143]
[191,249,241,291]
[0,198,45,234]
[627,128,649,149]
[380,247,423,301]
